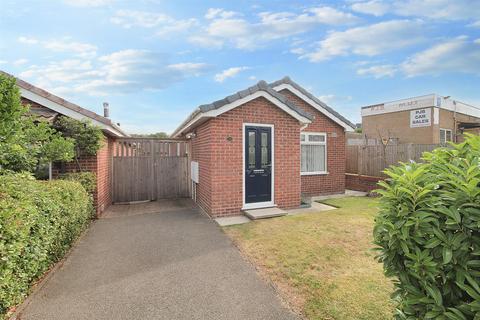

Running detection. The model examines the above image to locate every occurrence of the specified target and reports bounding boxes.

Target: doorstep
[214,215,251,226]
[243,207,287,220]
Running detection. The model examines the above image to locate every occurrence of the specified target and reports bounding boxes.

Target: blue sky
[1,0,479,134]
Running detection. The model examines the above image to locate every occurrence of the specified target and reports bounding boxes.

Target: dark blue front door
[245,126,272,204]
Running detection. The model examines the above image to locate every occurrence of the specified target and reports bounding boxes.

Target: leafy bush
[374,134,480,319]
[58,171,97,194]
[0,172,93,315]
[53,116,104,157]
[0,73,74,173]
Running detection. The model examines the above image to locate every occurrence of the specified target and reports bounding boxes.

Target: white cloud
[0,60,7,65]
[44,39,97,58]
[190,6,359,50]
[393,0,480,21]
[351,0,480,20]
[13,58,28,66]
[188,35,224,48]
[351,0,389,16]
[357,64,397,78]
[214,66,249,82]
[17,36,97,58]
[205,8,238,20]
[110,10,197,38]
[19,49,209,96]
[401,36,480,76]
[63,0,113,7]
[318,94,336,104]
[469,21,480,28]
[300,20,425,62]
[18,36,39,44]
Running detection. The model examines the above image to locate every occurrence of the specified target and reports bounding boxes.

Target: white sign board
[410,108,431,128]
[191,161,199,183]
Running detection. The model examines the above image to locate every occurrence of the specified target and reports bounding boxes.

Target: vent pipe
[103,102,109,118]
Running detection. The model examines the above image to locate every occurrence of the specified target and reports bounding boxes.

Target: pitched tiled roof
[198,80,313,119]
[1,70,127,137]
[171,80,314,137]
[270,76,356,130]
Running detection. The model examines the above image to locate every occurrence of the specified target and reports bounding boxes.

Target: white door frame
[242,123,275,210]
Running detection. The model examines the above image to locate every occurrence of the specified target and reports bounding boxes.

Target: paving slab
[243,207,287,220]
[215,215,251,226]
[312,189,367,201]
[287,201,337,216]
[15,200,297,320]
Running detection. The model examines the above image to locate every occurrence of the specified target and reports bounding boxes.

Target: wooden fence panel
[113,156,152,202]
[346,143,444,177]
[112,138,191,203]
[154,157,190,199]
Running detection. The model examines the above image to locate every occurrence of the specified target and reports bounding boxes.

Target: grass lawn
[223,197,394,320]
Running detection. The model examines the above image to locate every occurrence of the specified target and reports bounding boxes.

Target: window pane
[446,130,452,142]
[440,129,446,143]
[301,145,325,172]
[308,134,325,142]
[261,132,268,167]
[248,131,255,169]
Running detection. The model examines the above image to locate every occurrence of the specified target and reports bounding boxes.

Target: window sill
[301,171,329,176]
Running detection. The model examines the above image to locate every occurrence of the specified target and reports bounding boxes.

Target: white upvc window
[300,132,327,175]
[440,128,452,144]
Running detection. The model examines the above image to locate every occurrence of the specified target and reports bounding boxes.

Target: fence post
[150,139,155,201]
[358,146,364,175]
[407,143,414,161]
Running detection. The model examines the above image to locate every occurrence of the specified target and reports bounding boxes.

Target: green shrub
[58,171,97,194]
[374,134,480,319]
[0,172,93,315]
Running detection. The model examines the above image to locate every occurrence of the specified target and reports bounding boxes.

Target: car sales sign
[410,108,431,128]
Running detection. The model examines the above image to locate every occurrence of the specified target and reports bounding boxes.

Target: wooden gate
[112,138,191,203]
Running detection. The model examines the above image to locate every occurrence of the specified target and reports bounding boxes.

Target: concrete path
[17,199,297,320]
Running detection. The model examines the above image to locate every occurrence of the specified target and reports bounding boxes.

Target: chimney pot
[103,102,109,118]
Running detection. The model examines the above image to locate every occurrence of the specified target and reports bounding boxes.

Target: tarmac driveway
[17,199,297,320]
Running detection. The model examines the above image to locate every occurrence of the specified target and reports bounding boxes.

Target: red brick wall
[278,89,346,196]
[191,122,214,215]
[345,173,382,192]
[191,96,302,217]
[53,134,114,216]
[95,136,114,214]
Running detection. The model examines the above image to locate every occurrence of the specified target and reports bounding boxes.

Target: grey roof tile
[172,80,315,137]
[0,70,127,137]
[269,77,355,129]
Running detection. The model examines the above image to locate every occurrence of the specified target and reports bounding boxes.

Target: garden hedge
[0,172,93,315]
[58,171,97,194]
[374,134,480,319]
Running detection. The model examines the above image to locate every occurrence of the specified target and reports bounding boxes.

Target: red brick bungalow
[172,77,355,217]
[12,74,128,215]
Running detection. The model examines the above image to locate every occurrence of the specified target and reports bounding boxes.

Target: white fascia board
[440,99,480,119]
[21,88,125,137]
[361,94,436,117]
[172,90,311,137]
[361,93,480,119]
[273,83,354,132]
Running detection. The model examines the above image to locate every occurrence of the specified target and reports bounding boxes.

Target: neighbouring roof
[361,93,480,120]
[171,80,314,137]
[1,70,127,137]
[270,76,356,131]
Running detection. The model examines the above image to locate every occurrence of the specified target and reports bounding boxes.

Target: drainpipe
[453,100,457,143]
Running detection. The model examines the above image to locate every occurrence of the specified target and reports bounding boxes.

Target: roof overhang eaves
[172,89,312,138]
[272,82,355,132]
[20,87,128,137]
